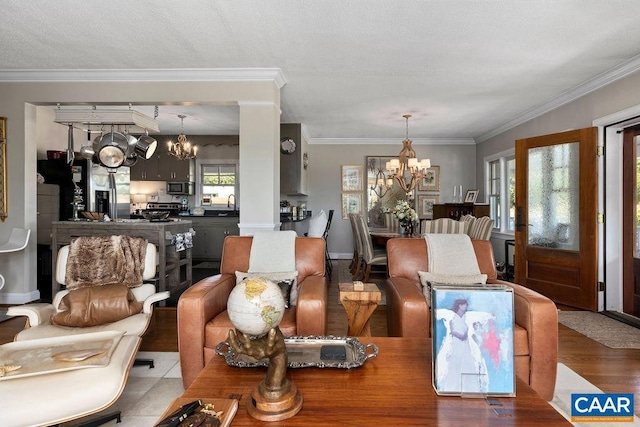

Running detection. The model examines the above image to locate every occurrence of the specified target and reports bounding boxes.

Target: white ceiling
[3,1,640,141]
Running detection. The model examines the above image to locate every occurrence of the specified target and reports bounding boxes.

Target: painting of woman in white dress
[432,287,515,396]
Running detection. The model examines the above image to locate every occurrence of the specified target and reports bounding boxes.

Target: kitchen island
[51,220,193,302]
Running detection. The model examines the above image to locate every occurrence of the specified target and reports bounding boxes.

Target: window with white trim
[485,151,516,234]
[488,160,501,229]
[200,164,236,206]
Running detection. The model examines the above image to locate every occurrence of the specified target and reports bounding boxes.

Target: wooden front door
[515,127,598,310]
[622,126,640,316]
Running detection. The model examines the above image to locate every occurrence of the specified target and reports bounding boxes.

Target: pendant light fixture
[383,114,431,194]
[167,115,197,160]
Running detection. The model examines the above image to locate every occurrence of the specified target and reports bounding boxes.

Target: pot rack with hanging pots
[54,104,160,171]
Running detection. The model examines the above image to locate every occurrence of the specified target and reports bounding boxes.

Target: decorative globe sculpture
[227,277,285,336]
[226,277,303,421]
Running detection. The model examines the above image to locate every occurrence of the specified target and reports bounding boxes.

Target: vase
[400,223,413,237]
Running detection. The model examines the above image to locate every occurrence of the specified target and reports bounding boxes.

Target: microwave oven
[166,181,194,195]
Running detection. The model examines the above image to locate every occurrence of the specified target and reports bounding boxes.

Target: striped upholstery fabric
[468,216,494,240]
[459,214,476,230]
[420,218,469,235]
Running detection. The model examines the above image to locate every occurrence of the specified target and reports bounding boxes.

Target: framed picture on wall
[341,192,363,219]
[417,194,439,219]
[418,166,440,191]
[431,284,515,397]
[342,164,363,192]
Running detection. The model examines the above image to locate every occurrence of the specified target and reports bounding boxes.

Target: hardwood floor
[2,261,640,404]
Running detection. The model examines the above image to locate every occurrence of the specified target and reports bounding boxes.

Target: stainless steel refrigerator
[38,158,131,220]
[76,160,130,219]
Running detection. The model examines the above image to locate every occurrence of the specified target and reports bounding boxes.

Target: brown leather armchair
[177,236,327,388]
[386,238,558,401]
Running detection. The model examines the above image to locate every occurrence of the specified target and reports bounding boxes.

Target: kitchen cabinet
[159,152,193,181]
[190,216,239,261]
[130,142,194,181]
[280,123,308,196]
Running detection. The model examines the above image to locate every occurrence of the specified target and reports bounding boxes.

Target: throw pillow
[235,271,299,308]
[50,284,143,327]
[307,209,328,237]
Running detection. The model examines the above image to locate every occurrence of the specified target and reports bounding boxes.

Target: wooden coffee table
[173,337,569,425]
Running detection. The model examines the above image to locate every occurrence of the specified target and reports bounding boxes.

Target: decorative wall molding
[309,137,476,145]
[0,68,287,88]
[476,54,640,143]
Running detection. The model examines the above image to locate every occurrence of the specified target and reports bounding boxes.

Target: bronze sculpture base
[247,377,303,421]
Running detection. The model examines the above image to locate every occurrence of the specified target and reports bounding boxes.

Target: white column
[237,101,281,235]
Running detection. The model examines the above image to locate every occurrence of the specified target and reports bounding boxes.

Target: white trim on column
[237,222,281,235]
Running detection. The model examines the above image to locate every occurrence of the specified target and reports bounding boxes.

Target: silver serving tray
[215,335,378,369]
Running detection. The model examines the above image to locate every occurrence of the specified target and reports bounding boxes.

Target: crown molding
[476,53,640,143]
[0,68,287,88]
[308,137,475,145]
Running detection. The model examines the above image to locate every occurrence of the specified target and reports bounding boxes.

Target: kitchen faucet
[227,194,236,212]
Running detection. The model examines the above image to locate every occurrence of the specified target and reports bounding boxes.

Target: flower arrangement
[392,200,418,227]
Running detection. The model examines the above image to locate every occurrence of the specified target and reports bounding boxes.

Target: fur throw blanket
[65,235,148,290]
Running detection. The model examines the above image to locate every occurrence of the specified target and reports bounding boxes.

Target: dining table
[369,227,421,247]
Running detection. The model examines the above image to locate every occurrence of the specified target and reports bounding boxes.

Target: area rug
[62,352,184,427]
[557,310,640,349]
[551,363,640,425]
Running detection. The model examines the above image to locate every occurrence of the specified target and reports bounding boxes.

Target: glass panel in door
[527,142,579,251]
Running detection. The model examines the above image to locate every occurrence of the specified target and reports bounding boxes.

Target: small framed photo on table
[464,189,479,204]
[431,284,515,397]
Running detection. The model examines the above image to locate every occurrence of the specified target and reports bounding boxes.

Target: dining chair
[322,209,334,278]
[355,214,388,282]
[348,213,360,274]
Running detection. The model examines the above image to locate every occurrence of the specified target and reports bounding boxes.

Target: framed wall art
[431,284,515,397]
[464,189,479,204]
[341,164,363,192]
[341,192,363,219]
[418,166,440,192]
[417,194,439,219]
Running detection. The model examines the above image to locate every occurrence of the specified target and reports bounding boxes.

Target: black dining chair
[322,210,334,278]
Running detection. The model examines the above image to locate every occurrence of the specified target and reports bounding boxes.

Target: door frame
[594,105,640,312]
[515,128,599,310]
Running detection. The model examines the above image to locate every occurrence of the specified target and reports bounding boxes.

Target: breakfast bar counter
[51,220,193,300]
